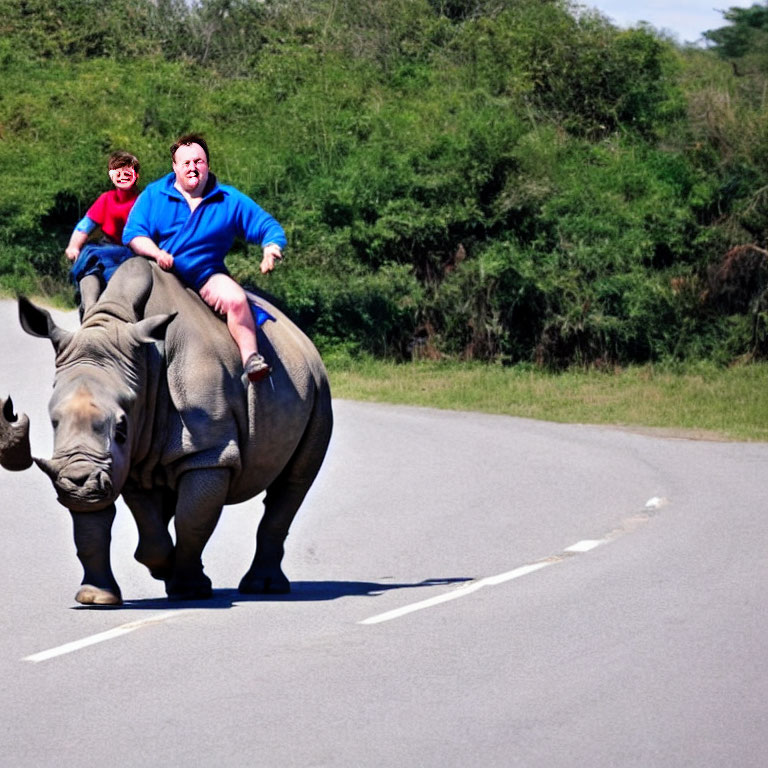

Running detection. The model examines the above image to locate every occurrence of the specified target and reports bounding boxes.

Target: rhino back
[107,259,329,502]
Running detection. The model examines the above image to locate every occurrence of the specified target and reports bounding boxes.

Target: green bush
[1,0,767,366]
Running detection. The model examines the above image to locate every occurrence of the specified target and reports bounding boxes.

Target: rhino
[1,257,332,605]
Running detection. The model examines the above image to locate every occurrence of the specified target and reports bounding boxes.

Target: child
[65,150,141,312]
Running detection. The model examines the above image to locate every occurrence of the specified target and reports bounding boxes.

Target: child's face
[109,165,138,190]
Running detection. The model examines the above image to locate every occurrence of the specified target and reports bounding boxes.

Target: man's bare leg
[199,273,270,382]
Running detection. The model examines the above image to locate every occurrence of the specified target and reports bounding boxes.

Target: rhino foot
[75,584,123,606]
[150,564,174,582]
[238,568,291,595]
[134,545,175,582]
[166,572,213,601]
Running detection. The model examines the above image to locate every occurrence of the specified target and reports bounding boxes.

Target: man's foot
[242,353,271,385]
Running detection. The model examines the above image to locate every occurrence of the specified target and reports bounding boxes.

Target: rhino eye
[115,417,128,445]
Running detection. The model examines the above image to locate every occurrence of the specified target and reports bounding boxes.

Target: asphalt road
[1,298,767,767]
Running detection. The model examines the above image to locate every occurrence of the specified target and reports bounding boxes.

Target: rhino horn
[33,456,59,481]
[0,395,33,471]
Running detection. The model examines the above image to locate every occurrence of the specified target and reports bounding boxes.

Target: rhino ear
[18,296,73,352]
[130,313,176,344]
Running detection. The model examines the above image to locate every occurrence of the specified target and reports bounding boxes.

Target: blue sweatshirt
[123,172,287,290]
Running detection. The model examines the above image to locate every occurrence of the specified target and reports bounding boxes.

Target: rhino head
[15,297,173,512]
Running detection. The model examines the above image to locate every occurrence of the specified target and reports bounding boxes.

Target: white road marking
[359,561,555,625]
[23,497,673,652]
[23,610,190,663]
[360,498,669,626]
[564,539,606,553]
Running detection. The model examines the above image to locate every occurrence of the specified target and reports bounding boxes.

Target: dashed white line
[23,610,190,663]
[22,497,672,656]
[564,539,606,553]
[360,498,669,626]
[359,561,556,625]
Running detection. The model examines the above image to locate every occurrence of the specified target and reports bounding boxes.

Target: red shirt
[86,187,139,243]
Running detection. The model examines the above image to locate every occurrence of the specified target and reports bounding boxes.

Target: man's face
[172,143,209,195]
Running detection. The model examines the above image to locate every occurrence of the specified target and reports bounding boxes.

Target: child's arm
[65,216,96,261]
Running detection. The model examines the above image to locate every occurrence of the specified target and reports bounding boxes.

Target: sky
[584,0,759,45]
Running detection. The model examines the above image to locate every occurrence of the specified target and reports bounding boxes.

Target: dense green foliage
[1,0,767,366]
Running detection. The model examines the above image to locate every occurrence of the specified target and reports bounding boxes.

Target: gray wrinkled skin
[15,257,333,605]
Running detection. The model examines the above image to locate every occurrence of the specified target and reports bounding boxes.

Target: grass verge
[325,356,768,442]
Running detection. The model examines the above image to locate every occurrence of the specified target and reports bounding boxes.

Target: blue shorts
[70,243,134,286]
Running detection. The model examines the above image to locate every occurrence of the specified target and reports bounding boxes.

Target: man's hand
[260,244,283,274]
[65,246,80,262]
[126,236,174,270]
[155,250,174,270]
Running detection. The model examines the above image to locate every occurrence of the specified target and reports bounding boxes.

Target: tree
[704,2,768,73]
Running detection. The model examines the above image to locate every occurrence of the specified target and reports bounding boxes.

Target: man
[123,134,286,384]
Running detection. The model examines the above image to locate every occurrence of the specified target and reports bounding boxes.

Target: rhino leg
[239,525,290,595]
[122,486,176,581]
[78,274,103,318]
[240,399,333,595]
[71,506,122,606]
[166,468,228,600]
